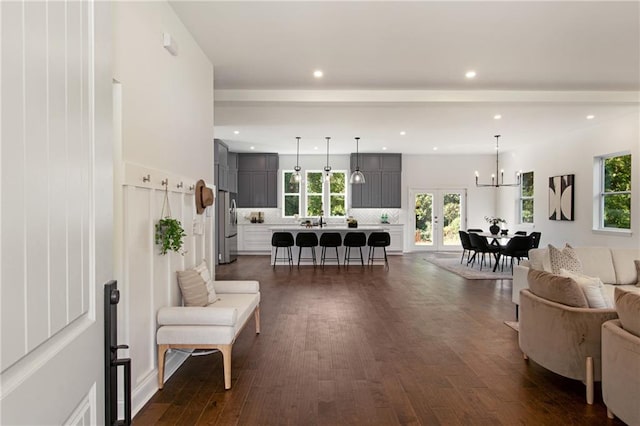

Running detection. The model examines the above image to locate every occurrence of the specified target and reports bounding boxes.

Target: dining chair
[468,233,500,271]
[458,230,475,265]
[499,236,532,272]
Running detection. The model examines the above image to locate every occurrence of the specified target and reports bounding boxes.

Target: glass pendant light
[290,136,302,184]
[323,137,332,182]
[349,137,366,184]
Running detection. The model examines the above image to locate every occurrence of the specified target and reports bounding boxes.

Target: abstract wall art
[549,174,575,221]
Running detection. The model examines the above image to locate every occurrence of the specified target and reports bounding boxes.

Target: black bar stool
[367,232,391,268]
[319,232,342,268]
[343,232,366,266]
[271,232,294,268]
[295,232,319,267]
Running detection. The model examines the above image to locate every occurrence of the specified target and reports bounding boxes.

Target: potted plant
[155,217,186,255]
[484,216,506,235]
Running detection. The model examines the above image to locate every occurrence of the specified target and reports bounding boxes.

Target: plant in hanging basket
[155,217,186,255]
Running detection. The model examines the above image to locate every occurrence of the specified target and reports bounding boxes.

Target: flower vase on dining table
[489,223,500,235]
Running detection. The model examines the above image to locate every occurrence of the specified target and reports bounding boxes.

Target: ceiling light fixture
[586,114,595,120]
[313,70,323,78]
[494,114,502,120]
[475,135,520,188]
[465,70,477,79]
[400,131,406,136]
[349,137,366,185]
[324,137,332,182]
[433,147,438,151]
[382,147,387,151]
[290,137,302,184]
[234,130,240,134]
[250,146,255,150]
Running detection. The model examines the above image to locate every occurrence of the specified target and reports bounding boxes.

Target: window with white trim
[520,171,534,224]
[596,153,631,230]
[282,171,301,217]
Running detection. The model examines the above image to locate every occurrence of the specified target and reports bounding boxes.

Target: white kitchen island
[269,225,391,266]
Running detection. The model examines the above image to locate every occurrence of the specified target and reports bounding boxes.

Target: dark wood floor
[134,254,622,425]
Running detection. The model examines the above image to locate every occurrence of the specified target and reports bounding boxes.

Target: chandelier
[475,135,521,187]
[349,137,366,184]
[324,137,332,181]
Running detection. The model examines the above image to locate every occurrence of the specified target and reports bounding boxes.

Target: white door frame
[408,188,467,251]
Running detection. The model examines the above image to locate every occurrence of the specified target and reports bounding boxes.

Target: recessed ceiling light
[493,114,502,120]
[586,114,595,120]
[314,146,318,150]
[313,70,323,78]
[382,147,387,151]
[465,70,477,79]
[433,147,438,151]
[250,146,255,150]
[233,130,240,135]
[399,131,406,136]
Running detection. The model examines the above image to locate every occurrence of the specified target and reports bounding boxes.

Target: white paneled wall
[119,163,214,414]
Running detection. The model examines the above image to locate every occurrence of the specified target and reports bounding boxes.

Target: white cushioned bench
[157,280,260,390]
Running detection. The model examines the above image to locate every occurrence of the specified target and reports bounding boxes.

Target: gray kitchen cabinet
[228,152,238,193]
[237,153,279,207]
[214,139,229,192]
[350,153,401,208]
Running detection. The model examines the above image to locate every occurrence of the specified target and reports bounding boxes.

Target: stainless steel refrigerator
[217,191,238,264]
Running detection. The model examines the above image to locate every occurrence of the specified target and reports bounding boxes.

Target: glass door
[410,189,466,251]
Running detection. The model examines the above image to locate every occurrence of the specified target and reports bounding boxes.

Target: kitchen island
[269,225,390,266]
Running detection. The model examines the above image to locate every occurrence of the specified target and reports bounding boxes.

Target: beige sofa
[602,288,640,424]
[513,246,640,317]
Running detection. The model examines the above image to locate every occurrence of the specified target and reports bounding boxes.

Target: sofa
[157,280,260,390]
[513,246,640,316]
[602,288,640,425]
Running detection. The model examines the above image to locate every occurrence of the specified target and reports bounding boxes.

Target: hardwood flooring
[134,254,622,425]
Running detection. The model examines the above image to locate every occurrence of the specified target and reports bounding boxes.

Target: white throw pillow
[193,260,217,304]
[549,244,583,274]
[560,269,612,309]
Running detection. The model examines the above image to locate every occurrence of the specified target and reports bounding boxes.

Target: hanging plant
[155,217,186,255]
[155,180,186,255]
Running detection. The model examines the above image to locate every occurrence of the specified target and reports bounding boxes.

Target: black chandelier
[475,135,521,187]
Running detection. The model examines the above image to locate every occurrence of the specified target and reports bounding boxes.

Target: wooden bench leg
[586,356,594,405]
[219,344,232,390]
[255,305,261,334]
[157,344,170,389]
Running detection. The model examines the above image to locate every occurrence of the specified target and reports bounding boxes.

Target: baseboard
[117,349,190,419]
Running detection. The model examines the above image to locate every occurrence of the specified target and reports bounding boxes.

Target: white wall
[497,111,640,248]
[113,1,214,417]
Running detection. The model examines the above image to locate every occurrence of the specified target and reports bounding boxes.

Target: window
[520,171,534,224]
[282,171,301,217]
[597,153,631,230]
[282,170,348,218]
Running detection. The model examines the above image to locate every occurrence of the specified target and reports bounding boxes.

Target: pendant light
[290,136,302,184]
[324,137,332,182]
[349,137,366,184]
[475,135,521,187]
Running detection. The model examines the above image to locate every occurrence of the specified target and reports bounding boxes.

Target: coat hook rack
[176,182,184,189]
[161,179,168,186]
[142,174,151,183]
[188,185,195,191]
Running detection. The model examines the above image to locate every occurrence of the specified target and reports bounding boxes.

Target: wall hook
[161,179,168,186]
[142,174,151,183]
[176,182,184,189]
[188,185,195,191]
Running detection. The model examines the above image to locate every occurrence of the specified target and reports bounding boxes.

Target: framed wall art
[549,174,575,221]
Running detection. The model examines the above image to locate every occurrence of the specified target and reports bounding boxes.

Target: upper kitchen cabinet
[237,153,279,208]
[350,153,401,208]
[228,152,238,193]
[214,139,229,191]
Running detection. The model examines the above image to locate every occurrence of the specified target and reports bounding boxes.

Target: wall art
[549,174,575,221]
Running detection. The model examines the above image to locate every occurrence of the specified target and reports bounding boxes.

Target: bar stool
[343,232,366,266]
[295,232,319,267]
[319,232,342,268]
[271,232,294,268]
[367,232,391,268]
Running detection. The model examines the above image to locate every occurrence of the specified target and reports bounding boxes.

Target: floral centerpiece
[484,216,506,235]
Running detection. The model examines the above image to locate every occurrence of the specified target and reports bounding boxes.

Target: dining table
[476,232,522,272]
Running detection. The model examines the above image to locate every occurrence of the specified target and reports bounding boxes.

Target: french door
[409,189,466,251]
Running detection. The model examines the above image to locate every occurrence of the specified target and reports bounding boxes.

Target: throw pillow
[528,269,589,308]
[193,260,217,303]
[635,260,640,287]
[614,287,640,338]
[548,244,583,274]
[176,269,208,307]
[559,269,613,309]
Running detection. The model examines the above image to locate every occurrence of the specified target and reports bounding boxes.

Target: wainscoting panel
[119,163,214,415]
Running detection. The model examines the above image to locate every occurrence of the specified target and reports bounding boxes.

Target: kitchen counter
[269,225,386,231]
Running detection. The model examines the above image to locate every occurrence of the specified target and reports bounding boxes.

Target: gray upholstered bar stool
[295,232,319,267]
[367,231,391,268]
[343,232,366,266]
[271,232,294,268]
[319,232,342,268]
